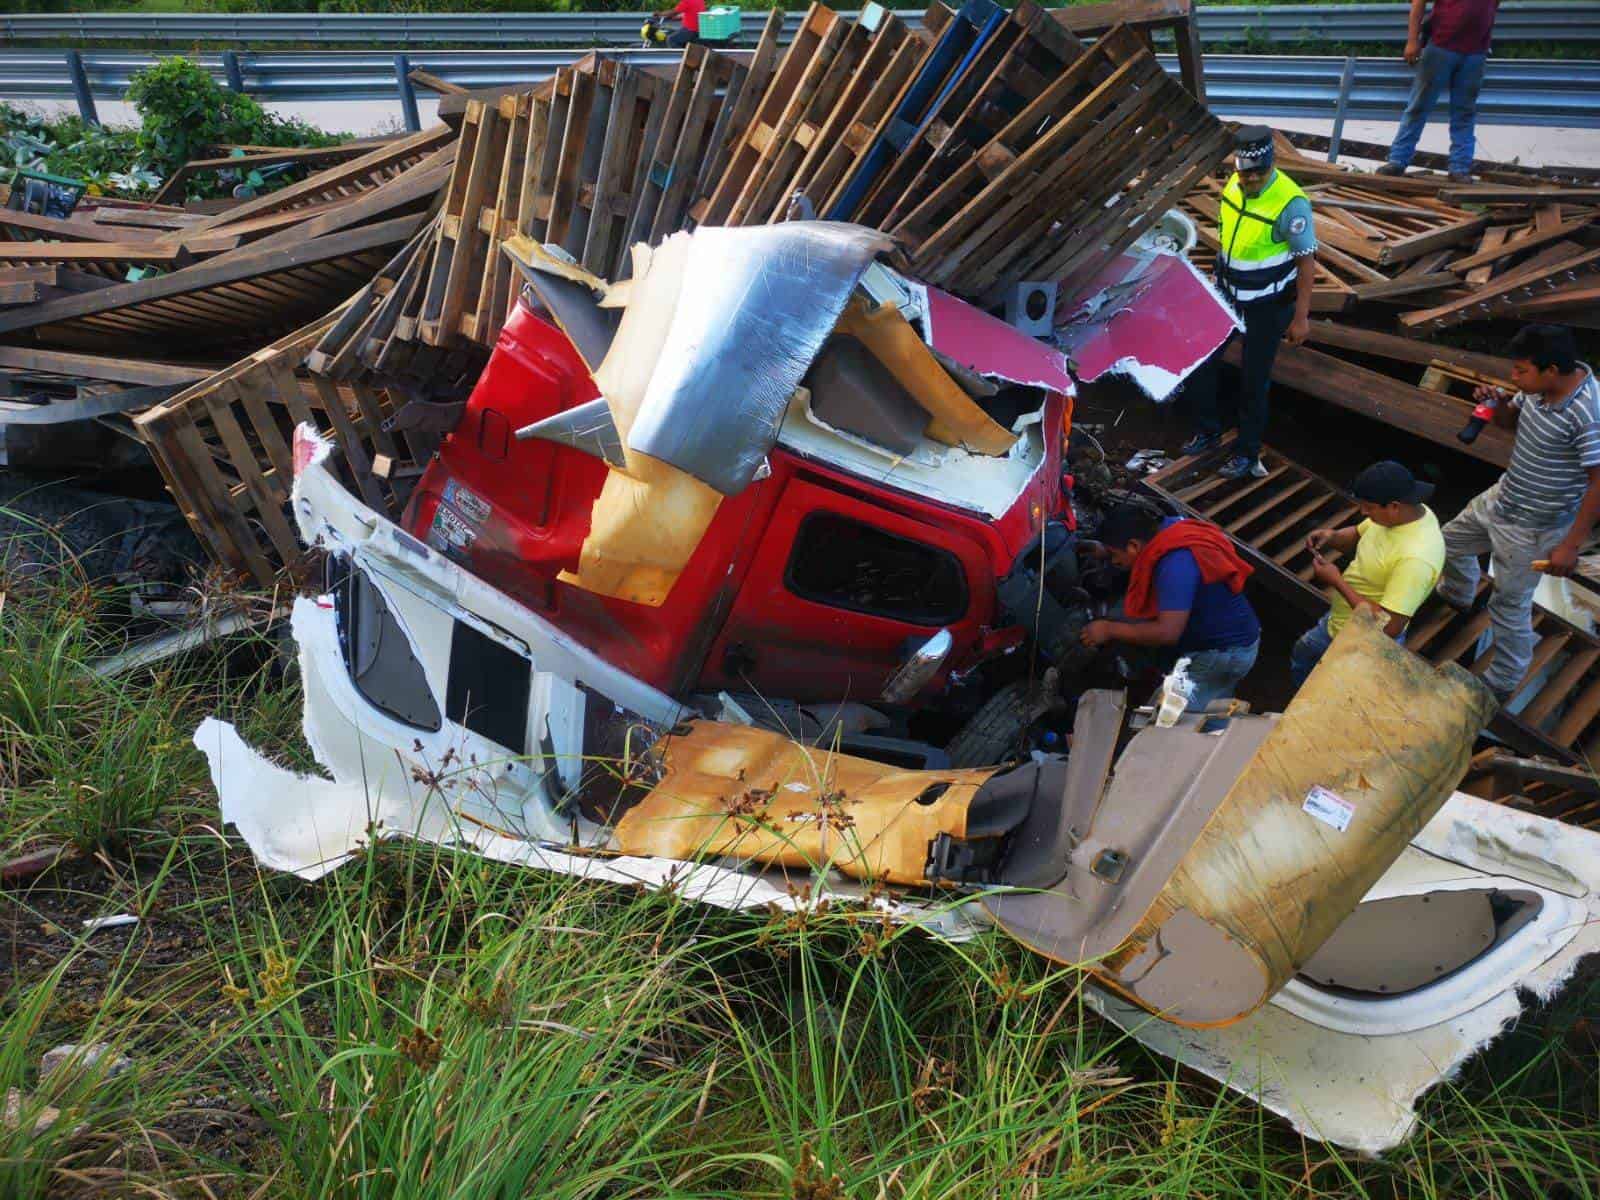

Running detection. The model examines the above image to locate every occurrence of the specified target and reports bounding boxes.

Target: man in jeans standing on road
[1436,325,1600,705]
[1378,0,1500,182]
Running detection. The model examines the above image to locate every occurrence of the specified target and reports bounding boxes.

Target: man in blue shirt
[1081,504,1262,712]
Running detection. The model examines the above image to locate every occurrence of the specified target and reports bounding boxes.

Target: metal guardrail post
[1328,55,1357,162]
[64,50,98,126]
[394,54,421,133]
[222,49,244,92]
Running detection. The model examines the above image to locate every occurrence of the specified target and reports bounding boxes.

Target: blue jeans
[1290,616,1336,688]
[1388,45,1486,177]
[1292,615,1406,688]
[1182,638,1260,712]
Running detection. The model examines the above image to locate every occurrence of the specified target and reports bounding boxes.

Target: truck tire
[945,680,1032,768]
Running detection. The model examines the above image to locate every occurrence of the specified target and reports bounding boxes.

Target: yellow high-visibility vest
[1216,169,1308,304]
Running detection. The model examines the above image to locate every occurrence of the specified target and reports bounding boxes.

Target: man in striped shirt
[1436,325,1600,702]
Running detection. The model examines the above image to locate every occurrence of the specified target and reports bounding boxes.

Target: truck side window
[332,561,443,732]
[446,620,532,755]
[784,512,967,626]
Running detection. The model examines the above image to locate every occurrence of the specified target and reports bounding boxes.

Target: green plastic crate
[699,6,741,40]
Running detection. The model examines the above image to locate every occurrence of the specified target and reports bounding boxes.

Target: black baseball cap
[1351,461,1435,505]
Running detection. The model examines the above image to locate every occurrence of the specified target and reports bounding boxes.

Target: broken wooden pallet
[1050,0,1206,102]
[1462,750,1600,829]
[1221,338,1516,468]
[699,2,843,228]
[0,214,423,351]
[1144,438,1600,766]
[864,1,1085,233]
[134,314,425,587]
[779,13,928,222]
[907,29,1229,304]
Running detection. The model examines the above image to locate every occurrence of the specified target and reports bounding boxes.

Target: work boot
[1178,432,1220,457]
[1216,454,1266,480]
[1376,163,1407,177]
[1449,171,1473,184]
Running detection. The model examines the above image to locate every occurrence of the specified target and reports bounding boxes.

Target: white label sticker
[1302,785,1354,832]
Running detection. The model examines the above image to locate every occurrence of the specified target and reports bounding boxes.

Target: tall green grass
[1,567,1597,1198]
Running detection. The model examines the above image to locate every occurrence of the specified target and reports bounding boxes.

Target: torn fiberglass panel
[1055,253,1239,402]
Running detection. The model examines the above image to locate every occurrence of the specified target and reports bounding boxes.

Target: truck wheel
[945,680,1032,768]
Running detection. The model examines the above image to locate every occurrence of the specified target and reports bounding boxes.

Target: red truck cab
[405,285,1074,707]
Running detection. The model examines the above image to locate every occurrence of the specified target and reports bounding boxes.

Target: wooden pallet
[690,7,787,220]
[737,17,873,225]
[1303,182,1489,267]
[1050,0,1206,103]
[181,126,453,238]
[1401,243,1600,331]
[885,24,1140,252]
[623,46,735,250]
[821,0,999,223]
[1221,338,1517,469]
[700,3,843,227]
[647,51,743,241]
[420,97,512,346]
[580,64,668,276]
[1462,750,1600,830]
[893,25,1226,303]
[1144,438,1600,766]
[779,13,926,221]
[0,215,422,351]
[864,1,1085,232]
[134,315,424,586]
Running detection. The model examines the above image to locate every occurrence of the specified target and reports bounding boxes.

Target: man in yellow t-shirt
[1290,461,1445,686]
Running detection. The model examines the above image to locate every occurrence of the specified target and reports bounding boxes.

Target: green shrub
[124,56,340,190]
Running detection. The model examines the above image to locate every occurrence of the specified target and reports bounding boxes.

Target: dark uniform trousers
[1183,294,1296,463]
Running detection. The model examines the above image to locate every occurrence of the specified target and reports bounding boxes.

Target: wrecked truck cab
[206,423,1599,1156]
[400,224,1077,716]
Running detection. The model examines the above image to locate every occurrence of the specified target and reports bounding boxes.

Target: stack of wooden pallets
[698,2,1230,305]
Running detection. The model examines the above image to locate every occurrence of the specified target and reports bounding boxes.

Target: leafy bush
[124,56,340,188]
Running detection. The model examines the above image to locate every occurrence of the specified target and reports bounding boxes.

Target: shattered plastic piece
[1089,792,1600,1154]
[1123,449,1169,473]
[1056,254,1239,402]
[80,914,139,933]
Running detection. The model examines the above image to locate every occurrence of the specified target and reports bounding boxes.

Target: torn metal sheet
[1056,253,1239,402]
[1087,791,1600,1155]
[515,396,626,468]
[619,222,892,496]
[923,285,1075,395]
[501,237,618,372]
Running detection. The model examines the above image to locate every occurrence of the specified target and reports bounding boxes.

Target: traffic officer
[1182,125,1317,480]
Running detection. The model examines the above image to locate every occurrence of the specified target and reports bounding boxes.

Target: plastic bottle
[1155,656,1194,727]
